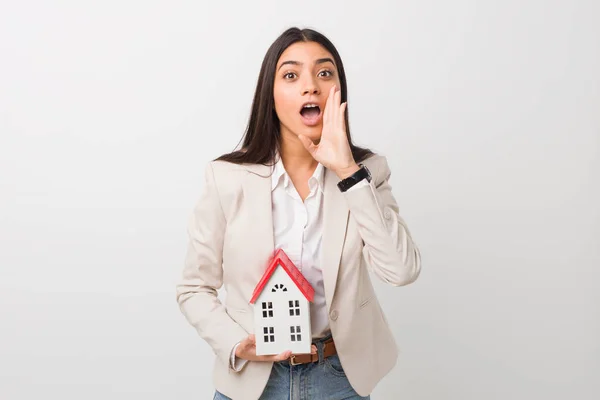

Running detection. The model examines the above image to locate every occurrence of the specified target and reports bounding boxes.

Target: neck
[279,130,318,174]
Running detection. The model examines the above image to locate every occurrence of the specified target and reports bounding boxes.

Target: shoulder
[204,159,272,194]
[208,159,252,179]
[198,160,259,216]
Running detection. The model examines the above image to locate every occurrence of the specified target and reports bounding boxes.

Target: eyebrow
[277,57,335,71]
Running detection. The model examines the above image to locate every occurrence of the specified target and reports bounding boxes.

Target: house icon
[249,248,314,356]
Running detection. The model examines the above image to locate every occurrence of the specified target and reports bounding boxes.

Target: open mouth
[299,103,322,126]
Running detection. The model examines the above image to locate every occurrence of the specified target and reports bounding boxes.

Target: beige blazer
[176,154,421,400]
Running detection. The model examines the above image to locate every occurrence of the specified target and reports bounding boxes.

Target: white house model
[249,248,314,356]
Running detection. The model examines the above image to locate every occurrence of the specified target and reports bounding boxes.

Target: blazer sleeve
[176,161,248,369]
[343,155,422,286]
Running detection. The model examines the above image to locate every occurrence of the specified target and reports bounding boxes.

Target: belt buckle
[289,355,300,366]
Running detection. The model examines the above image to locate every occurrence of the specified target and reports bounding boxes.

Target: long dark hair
[215,27,374,166]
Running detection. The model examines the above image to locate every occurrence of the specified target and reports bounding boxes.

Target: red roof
[249,248,315,304]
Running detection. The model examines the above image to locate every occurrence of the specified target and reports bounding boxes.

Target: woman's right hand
[235,334,316,362]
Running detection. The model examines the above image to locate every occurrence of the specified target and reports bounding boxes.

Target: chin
[298,126,322,142]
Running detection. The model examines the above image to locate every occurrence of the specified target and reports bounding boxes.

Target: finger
[324,85,335,127]
[275,350,292,361]
[311,344,317,354]
[298,134,317,155]
[248,334,256,345]
[258,350,290,363]
[333,87,341,124]
[339,102,347,133]
[323,85,336,138]
[332,85,339,123]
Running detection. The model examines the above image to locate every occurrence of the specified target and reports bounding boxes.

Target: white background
[1,1,598,399]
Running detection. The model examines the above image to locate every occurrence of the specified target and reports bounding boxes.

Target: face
[273,41,341,143]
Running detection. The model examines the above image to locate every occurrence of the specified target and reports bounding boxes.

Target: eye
[318,69,333,78]
[283,72,297,79]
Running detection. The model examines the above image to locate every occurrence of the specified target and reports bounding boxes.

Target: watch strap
[337,164,371,192]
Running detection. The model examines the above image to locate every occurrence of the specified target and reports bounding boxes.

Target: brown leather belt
[289,337,336,366]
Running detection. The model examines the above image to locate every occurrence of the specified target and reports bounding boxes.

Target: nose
[302,77,320,95]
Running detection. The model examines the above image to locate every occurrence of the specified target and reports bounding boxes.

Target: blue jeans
[214,335,369,400]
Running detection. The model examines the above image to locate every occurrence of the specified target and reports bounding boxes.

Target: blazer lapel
[241,163,275,264]
[321,167,350,310]
[241,163,349,310]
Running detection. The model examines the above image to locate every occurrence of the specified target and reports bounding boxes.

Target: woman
[176,27,421,400]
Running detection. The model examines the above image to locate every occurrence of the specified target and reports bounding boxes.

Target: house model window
[289,300,300,316]
[272,284,287,292]
[263,327,275,342]
[262,302,273,318]
[249,249,315,356]
[290,326,302,342]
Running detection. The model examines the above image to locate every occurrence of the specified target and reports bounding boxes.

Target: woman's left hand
[298,85,361,179]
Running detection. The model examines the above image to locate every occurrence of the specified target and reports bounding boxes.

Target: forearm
[343,158,421,286]
[176,161,249,368]
[177,273,248,368]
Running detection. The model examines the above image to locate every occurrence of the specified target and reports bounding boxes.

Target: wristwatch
[337,164,371,192]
